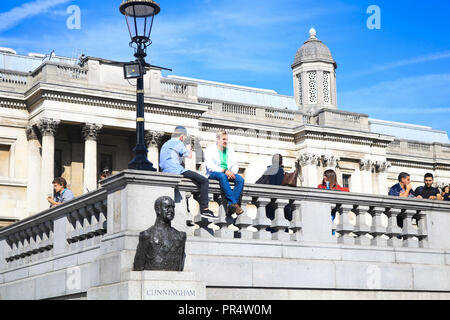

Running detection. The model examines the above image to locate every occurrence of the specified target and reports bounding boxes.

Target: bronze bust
[133,196,187,271]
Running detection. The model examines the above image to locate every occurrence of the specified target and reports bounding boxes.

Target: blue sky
[1,0,449,134]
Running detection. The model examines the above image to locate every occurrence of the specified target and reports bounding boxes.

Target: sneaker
[234,204,244,215]
[200,209,218,221]
[186,220,195,227]
[228,203,243,215]
[227,204,236,215]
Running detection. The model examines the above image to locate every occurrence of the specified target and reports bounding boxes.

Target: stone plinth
[87,271,206,300]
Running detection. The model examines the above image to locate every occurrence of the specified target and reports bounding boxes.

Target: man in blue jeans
[204,131,244,215]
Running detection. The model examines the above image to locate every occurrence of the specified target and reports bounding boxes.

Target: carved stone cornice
[37,118,60,137]
[359,159,376,171]
[299,153,321,166]
[144,130,164,148]
[82,123,103,141]
[322,155,340,168]
[25,125,38,141]
[375,161,391,173]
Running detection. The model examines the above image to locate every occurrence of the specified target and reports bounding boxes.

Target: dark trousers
[182,170,209,210]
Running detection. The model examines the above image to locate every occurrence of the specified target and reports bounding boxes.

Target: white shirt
[204,143,239,177]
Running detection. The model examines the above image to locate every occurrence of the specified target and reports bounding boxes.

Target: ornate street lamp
[120,0,160,171]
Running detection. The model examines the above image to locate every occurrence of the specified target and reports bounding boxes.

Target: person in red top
[318,169,350,192]
[318,169,349,235]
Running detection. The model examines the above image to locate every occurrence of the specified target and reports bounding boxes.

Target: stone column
[26,126,41,216]
[82,123,102,193]
[299,153,321,187]
[144,130,163,172]
[375,161,391,196]
[359,159,375,194]
[37,118,60,211]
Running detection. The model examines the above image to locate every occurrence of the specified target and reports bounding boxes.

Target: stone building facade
[0,29,449,225]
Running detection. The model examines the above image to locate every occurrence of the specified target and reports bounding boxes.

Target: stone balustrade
[177,179,447,249]
[0,170,449,299]
[0,188,107,271]
[0,69,29,88]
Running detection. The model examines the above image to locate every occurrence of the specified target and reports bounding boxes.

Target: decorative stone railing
[316,108,370,132]
[177,179,449,249]
[0,69,29,87]
[1,170,449,299]
[0,188,106,270]
[161,78,187,95]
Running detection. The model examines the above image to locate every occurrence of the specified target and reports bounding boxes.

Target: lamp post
[120,0,160,171]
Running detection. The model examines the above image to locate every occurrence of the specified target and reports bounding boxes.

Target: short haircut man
[47,177,75,208]
[204,130,245,215]
[159,126,217,221]
[388,172,415,198]
[414,172,442,200]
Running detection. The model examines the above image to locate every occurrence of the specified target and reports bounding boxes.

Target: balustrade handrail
[177,178,450,211]
[0,187,107,238]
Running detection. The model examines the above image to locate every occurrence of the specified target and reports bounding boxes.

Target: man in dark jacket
[414,173,443,200]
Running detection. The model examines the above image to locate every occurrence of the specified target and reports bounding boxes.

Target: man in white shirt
[204,131,244,215]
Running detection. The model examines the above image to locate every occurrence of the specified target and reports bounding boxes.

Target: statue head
[154,196,175,223]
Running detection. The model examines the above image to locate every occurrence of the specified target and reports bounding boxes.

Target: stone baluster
[331,204,339,236]
[354,205,371,245]
[401,209,419,248]
[370,207,387,246]
[271,199,290,241]
[31,226,42,253]
[94,200,107,235]
[86,204,99,238]
[26,227,38,255]
[386,208,403,247]
[212,193,234,239]
[235,196,254,240]
[15,232,24,259]
[415,211,428,248]
[68,210,83,244]
[252,197,272,240]
[193,192,216,238]
[289,200,302,242]
[78,207,90,241]
[21,230,30,259]
[336,204,355,244]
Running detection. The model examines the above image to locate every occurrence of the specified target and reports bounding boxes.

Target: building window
[342,174,351,189]
[307,71,317,104]
[323,71,331,104]
[0,144,11,177]
[297,74,303,105]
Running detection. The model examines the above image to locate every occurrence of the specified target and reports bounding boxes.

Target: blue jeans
[209,172,244,205]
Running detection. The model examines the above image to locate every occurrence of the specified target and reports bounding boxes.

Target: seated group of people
[46,126,450,214]
[389,172,449,201]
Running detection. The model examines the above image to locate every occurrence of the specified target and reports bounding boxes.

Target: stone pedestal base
[87,271,206,300]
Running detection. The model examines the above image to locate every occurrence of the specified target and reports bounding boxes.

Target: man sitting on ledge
[159,126,217,221]
[204,130,244,215]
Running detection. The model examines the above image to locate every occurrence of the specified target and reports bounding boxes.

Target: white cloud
[0,0,71,32]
